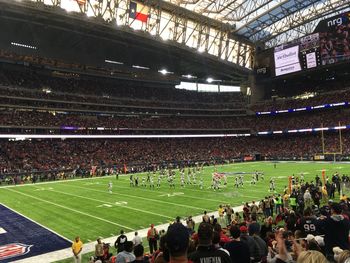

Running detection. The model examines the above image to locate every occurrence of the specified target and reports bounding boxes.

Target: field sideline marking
[63,184,211,211]
[12,203,246,263]
[0,203,72,243]
[48,189,173,219]
[5,188,134,231]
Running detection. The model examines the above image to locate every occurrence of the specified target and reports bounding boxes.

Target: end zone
[0,204,71,262]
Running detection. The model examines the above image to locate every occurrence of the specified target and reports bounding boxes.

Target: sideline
[13,204,245,263]
[6,188,133,230]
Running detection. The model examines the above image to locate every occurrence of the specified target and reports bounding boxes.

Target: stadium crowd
[0,68,245,110]
[251,89,350,112]
[0,108,349,132]
[0,133,349,179]
[86,174,350,263]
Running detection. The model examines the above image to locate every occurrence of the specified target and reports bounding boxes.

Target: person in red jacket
[147,224,158,254]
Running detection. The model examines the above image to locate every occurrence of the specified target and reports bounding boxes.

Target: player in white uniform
[223,174,227,185]
[251,174,256,185]
[199,176,203,189]
[187,169,192,184]
[269,178,276,192]
[192,173,197,185]
[108,181,113,193]
[234,177,239,188]
[149,176,155,189]
[213,177,219,191]
[141,176,146,187]
[180,176,185,188]
[157,176,161,188]
[239,175,244,187]
[168,175,174,188]
[130,175,134,187]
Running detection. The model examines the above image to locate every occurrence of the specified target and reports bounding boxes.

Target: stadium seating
[0,133,349,177]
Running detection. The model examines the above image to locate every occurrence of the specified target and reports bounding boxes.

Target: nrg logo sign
[327,13,350,27]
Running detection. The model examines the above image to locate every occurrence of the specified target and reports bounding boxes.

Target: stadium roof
[162,0,350,47]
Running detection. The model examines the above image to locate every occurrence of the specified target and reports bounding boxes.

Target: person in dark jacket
[319,203,350,256]
[224,225,250,263]
[189,222,232,263]
[114,230,127,253]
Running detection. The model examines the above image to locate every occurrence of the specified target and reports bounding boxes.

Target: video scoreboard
[274,33,321,76]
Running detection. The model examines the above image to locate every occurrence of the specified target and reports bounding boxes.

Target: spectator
[147,224,158,254]
[319,203,350,256]
[297,250,327,263]
[248,221,268,262]
[165,223,189,263]
[224,225,250,263]
[72,236,83,263]
[132,244,148,263]
[115,230,128,253]
[188,222,231,263]
[132,232,142,246]
[116,241,135,263]
[95,238,104,261]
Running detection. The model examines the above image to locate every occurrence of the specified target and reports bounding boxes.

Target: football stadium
[1,0,350,262]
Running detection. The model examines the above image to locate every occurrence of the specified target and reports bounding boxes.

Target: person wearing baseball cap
[239,225,262,262]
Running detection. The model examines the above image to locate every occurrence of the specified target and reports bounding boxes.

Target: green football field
[0,161,349,262]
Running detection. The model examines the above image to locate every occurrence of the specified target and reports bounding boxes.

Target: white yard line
[102,184,231,203]
[6,188,133,231]
[0,203,71,243]
[12,205,245,263]
[65,184,211,211]
[48,189,173,219]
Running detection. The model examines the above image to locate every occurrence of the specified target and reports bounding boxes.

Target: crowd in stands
[0,66,245,110]
[87,174,350,263]
[0,108,350,132]
[251,89,350,112]
[0,133,349,177]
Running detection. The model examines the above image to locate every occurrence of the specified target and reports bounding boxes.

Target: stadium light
[198,47,205,53]
[132,65,150,70]
[159,69,168,75]
[158,69,174,75]
[42,88,51,94]
[105,59,124,65]
[11,42,37,50]
[181,74,197,79]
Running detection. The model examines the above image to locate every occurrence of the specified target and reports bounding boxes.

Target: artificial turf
[0,161,348,262]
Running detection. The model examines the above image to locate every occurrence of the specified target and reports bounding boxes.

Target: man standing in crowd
[116,241,135,263]
[319,202,350,257]
[114,230,127,253]
[202,211,210,223]
[147,224,158,254]
[132,231,142,246]
[165,223,190,263]
[188,222,231,263]
[95,238,104,261]
[186,216,195,234]
[224,225,250,263]
[72,236,83,263]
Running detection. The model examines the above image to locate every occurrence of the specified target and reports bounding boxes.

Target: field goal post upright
[319,122,343,162]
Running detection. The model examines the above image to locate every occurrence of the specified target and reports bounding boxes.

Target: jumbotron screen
[273,11,350,77]
[274,33,321,76]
